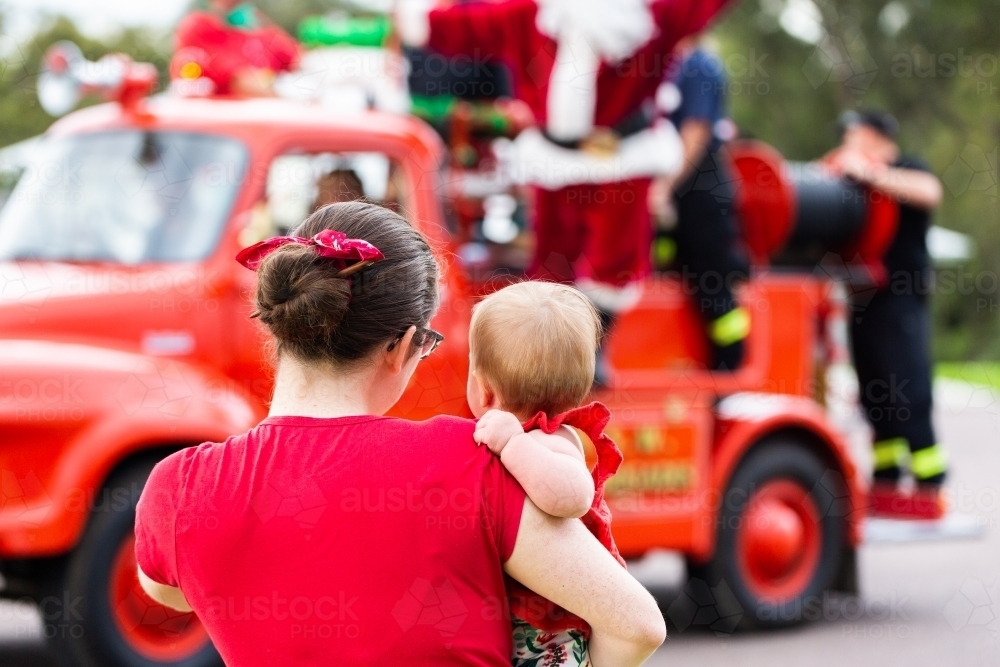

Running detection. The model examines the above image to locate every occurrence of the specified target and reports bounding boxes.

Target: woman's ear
[385,326,418,373]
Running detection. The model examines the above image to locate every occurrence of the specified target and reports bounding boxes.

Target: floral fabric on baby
[511,614,591,667]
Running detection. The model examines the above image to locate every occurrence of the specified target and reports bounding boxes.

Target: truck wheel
[42,460,220,667]
[695,438,846,629]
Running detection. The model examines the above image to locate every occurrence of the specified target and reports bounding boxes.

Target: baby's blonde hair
[470,281,600,418]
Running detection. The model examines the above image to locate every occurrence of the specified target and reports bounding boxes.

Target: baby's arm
[474,410,596,519]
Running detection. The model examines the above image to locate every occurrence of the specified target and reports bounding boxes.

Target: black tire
[686,438,848,630]
[40,459,221,667]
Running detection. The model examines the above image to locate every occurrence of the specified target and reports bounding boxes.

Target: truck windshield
[0,131,247,264]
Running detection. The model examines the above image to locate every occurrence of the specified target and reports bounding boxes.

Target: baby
[468,280,625,667]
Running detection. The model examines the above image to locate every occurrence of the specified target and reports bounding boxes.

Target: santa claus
[397,0,735,379]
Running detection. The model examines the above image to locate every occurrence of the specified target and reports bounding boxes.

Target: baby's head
[468,281,600,420]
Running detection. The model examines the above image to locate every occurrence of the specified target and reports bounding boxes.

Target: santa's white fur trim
[395,0,435,47]
[497,120,683,189]
[576,278,643,313]
[275,48,412,114]
[545,26,600,141]
[535,0,656,63]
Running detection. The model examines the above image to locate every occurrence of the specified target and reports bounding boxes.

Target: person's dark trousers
[850,287,947,486]
[594,309,616,388]
[673,150,751,370]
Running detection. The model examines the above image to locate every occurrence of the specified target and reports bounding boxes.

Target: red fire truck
[0,45,937,667]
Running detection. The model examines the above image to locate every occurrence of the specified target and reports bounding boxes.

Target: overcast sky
[2,0,190,41]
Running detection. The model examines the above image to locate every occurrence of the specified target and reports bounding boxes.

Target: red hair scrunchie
[236,229,385,276]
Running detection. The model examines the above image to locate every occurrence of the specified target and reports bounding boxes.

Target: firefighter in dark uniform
[649,38,751,370]
[825,109,948,493]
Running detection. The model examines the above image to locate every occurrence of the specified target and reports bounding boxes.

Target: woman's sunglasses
[387,327,444,360]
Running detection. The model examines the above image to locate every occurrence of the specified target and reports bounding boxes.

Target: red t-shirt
[135,415,526,666]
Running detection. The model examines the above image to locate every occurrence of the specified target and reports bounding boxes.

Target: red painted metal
[737,480,822,600]
[0,95,866,584]
[729,138,901,289]
[870,483,946,520]
[109,534,210,661]
[845,188,900,286]
[729,140,796,264]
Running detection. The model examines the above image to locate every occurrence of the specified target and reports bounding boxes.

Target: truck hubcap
[737,480,821,599]
[109,534,210,662]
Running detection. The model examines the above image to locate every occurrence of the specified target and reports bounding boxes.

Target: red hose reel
[729,140,899,285]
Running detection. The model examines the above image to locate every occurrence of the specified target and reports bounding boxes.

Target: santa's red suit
[171,11,299,95]
[399,0,734,309]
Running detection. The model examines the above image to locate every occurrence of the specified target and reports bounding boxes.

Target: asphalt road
[2,382,998,666]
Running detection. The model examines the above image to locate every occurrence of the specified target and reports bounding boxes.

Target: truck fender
[0,340,265,556]
[694,392,867,561]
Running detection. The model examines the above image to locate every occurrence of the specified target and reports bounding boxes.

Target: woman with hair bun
[133,201,665,666]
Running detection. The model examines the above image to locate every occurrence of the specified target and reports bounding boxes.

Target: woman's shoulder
[381,414,479,452]
[145,434,248,491]
[409,413,476,435]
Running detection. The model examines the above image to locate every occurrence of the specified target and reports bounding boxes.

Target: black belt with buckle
[541,104,654,150]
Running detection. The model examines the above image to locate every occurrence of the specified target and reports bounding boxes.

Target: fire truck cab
[0,61,870,667]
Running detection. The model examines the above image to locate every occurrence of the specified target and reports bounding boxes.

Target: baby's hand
[474,409,524,455]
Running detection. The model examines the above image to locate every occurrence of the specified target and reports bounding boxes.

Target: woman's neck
[268,354,375,419]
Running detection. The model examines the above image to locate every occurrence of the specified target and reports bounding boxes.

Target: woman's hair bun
[254,243,352,350]
[252,201,439,365]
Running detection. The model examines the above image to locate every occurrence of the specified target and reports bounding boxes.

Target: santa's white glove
[394,0,436,47]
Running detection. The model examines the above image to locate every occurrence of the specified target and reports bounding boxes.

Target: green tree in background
[0,0,350,148]
[0,15,170,147]
[712,0,1000,360]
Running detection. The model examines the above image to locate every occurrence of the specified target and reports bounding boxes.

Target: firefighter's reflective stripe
[709,307,750,347]
[911,443,948,480]
[872,437,910,471]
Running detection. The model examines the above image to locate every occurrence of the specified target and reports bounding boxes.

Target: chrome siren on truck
[38,40,157,116]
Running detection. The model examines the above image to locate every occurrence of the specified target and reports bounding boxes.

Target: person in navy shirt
[650,39,750,370]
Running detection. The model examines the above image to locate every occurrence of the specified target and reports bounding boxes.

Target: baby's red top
[135,415,525,667]
[507,401,625,634]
